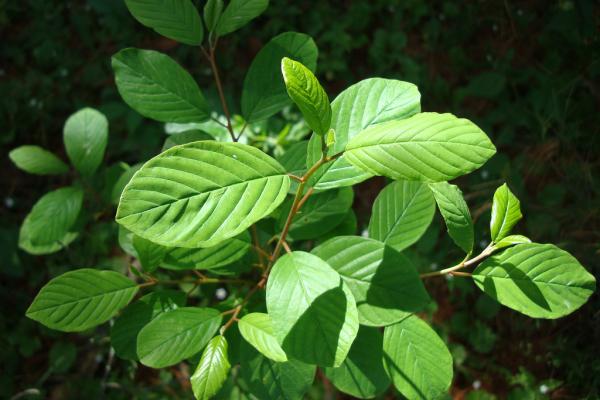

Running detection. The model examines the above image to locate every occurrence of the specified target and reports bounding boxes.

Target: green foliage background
[1,0,598,398]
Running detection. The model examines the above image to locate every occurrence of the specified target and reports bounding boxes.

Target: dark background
[1,1,599,399]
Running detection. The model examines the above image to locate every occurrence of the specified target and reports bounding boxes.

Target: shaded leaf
[63,108,108,176]
[133,235,168,272]
[216,0,268,36]
[429,181,474,254]
[9,145,69,175]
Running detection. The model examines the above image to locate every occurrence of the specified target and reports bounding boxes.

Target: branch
[204,46,236,142]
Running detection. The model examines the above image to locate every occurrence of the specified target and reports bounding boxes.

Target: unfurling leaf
[191,335,231,400]
[490,183,522,242]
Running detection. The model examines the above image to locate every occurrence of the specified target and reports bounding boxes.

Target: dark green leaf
[204,0,224,32]
[429,181,474,254]
[112,48,210,123]
[215,0,268,36]
[133,235,168,272]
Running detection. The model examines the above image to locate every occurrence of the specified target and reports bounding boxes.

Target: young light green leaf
[116,141,290,248]
[112,48,210,123]
[429,181,474,254]
[383,315,453,400]
[490,183,522,242]
[312,236,430,326]
[19,187,83,253]
[307,78,421,190]
[9,145,69,175]
[204,0,224,32]
[241,341,315,400]
[277,187,354,240]
[162,231,250,271]
[124,0,203,45]
[215,0,269,36]
[26,269,138,332]
[266,251,359,367]
[324,326,390,399]
[345,112,496,182]
[491,234,531,251]
[472,243,596,319]
[137,307,222,368]
[281,57,331,136]
[242,32,318,122]
[111,290,186,361]
[63,108,108,176]
[368,180,435,252]
[238,312,287,362]
[132,235,168,272]
[191,335,231,400]
[162,130,213,151]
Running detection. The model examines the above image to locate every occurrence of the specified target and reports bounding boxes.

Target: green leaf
[133,235,168,272]
[19,187,83,254]
[383,315,453,400]
[238,312,287,362]
[266,251,359,367]
[345,112,496,182]
[137,307,222,368]
[124,0,203,45]
[429,181,474,254]
[116,141,290,248]
[215,0,268,36]
[111,163,142,205]
[204,0,224,32]
[281,57,331,136]
[112,48,210,124]
[26,269,138,332]
[9,145,69,175]
[277,140,308,193]
[491,234,531,251]
[278,187,354,240]
[63,108,108,176]
[191,335,231,400]
[242,32,318,122]
[241,341,315,400]
[162,231,250,271]
[162,130,213,151]
[472,243,596,319]
[111,290,186,360]
[312,236,430,326]
[490,183,522,242]
[324,326,390,399]
[307,78,421,190]
[368,180,435,252]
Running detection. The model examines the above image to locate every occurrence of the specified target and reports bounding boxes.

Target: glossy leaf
[112,48,210,123]
[132,235,168,272]
[325,327,390,399]
[137,307,222,368]
[281,57,331,136]
[278,187,354,240]
[368,180,435,252]
[345,112,496,182]
[266,251,359,367]
[124,0,203,45]
[116,141,290,248]
[26,269,138,332]
[472,243,596,319]
[490,183,522,242]
[204,0,224,32]
[19,187,83,253]
[383,315,453,400]
[162,231,250,271]
[429,181,474,254]
[111,290,186,360]
[215,0,268,36]
[238,312,287,362]
[242,32,318,122]
[9,145,69,175]
[312,236,430,326]
[63,108,108,176]
[491,234,531,251]
[308,78,421,190]
[191,335,231,400]
[162,130,213,151]
[241,341,315,400]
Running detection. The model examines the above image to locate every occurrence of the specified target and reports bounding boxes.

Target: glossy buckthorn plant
[25,1,596,399]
